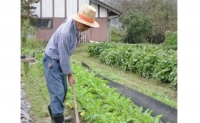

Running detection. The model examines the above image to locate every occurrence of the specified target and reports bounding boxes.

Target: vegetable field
[21,52,163,123]
[21,41,176,123]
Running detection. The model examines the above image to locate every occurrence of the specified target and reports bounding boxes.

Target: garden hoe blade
[72,85,80,123]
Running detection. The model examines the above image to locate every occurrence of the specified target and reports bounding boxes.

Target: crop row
[88,42,177,87]
[66,63,163,123]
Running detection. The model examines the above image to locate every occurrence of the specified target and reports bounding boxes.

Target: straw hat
[72,4,99,28]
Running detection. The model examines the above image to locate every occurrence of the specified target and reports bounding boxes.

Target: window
[31,19,53,29]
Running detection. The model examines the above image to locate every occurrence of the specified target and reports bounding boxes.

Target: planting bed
[81,62,177,123]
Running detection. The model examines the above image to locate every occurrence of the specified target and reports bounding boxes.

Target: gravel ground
[21,82,33,123]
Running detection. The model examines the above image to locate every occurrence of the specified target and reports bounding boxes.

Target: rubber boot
[53,114,73,123]
[48,105,73,123]
[53,114,64,123]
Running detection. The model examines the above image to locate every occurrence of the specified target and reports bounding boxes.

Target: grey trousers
[42,53,68,115]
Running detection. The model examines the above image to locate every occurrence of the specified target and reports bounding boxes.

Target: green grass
[21,62,49,119]
[71,43,177,108]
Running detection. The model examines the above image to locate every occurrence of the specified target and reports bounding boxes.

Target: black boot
[48,105,53,123]
[53,114,73,123]
[53,114,64,123]
[48,105,73,123]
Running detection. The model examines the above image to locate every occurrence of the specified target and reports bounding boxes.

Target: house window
[31,19,53,29]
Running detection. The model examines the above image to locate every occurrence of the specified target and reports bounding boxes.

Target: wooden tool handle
[72,85,80,123]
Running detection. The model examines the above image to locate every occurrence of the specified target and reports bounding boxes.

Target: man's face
[77,22,91,32]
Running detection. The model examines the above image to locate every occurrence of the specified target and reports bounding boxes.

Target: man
[42,4,99,123]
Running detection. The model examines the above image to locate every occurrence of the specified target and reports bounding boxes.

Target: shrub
[163,31,177,50]
[21,19,37,46]
[122,11,153,43]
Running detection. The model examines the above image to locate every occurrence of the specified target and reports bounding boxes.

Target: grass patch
[21,62,49,119]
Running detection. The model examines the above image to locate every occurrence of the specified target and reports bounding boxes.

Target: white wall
[100,6,107,17]
[42,0,53,17]
[66,0,77,17]
[32,0,108,18]
[54,0,65,17]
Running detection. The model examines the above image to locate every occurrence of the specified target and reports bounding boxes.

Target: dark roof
[91,0,121,16]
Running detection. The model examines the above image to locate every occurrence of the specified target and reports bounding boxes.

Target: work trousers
[42,53,68,115]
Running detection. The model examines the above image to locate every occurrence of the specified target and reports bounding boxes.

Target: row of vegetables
[88,42,177,87]
[67,63,163,123]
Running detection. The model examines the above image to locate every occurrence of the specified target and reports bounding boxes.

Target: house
[32,0,121,42]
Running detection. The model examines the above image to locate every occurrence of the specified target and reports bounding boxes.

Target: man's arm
[58,34,72,75]
[58,34,75,86]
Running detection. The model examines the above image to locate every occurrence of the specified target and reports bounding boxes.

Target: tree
[122,11,153,43]
[108,0,177,44]
[21,0,39,24]
[141,0,177,43]
[21,0,39,44]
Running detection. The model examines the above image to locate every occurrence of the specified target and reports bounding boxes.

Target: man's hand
[68,73,75,86]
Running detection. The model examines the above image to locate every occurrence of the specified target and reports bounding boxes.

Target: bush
[21,19,37,46]
[163,31,177,50]
[122,11,153,43]
[88,43,177,87]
